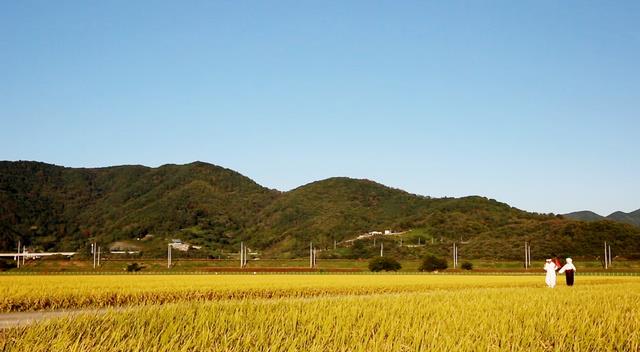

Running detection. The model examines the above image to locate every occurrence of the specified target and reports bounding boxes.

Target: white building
[169,242,190,251]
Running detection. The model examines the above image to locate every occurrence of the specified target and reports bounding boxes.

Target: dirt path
[0,309,111,330]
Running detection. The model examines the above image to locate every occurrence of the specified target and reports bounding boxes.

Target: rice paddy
[1,275,638,351]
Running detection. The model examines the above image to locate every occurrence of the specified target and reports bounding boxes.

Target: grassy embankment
[6,258,640,273]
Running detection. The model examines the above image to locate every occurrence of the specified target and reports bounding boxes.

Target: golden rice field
[1,275,639,351]
[0,274,585,312]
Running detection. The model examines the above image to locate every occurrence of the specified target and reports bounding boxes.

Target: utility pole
[97,246,101,267]
[309,242,317,269]
[240,242,248,268]
[453,242,458,269]
[608,243,612,268]
[244,244,249,267]
[380,242,384,257]
[167,243,172,269]
[91,242,96,269]
[16,241,20,269]
[604,241,608,269]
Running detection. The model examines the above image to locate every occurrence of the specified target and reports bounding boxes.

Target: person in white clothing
[544,259,558,288]
[558,258,577,286]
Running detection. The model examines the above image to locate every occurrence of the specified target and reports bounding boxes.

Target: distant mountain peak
[564,209,640,227]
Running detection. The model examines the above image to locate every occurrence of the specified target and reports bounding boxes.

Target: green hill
[248,177,435,255]
[0,161,278,253]
[1,161,639,259]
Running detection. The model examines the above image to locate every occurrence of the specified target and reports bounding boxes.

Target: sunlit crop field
[0,274,631,312]
[1,275,639,351]
[0,275,535,312]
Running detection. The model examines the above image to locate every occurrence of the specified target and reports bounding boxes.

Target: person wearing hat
[559,258,577,286]
[544,258,558,288]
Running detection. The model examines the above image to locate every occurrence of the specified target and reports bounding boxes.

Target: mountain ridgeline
[1,161,639,259]
[564,210,640,227]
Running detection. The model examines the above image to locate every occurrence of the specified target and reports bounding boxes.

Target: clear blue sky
[1,1,638,216]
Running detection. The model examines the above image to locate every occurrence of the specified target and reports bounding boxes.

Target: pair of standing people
[544,258,576,288]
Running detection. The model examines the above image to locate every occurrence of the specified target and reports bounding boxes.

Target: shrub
[461,261,473,270]
[125,263,144,272]
[368,257,402,272]
[418,255,448,272]
[0,259,17,271]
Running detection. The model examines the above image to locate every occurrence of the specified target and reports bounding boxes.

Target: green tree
[125,263,144,272]
[418,255,448,272]
[349,240,372,259]
[368,257,402,272]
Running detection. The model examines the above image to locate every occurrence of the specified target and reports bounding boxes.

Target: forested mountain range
[1,161,639,259]
[563,209,640,227]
